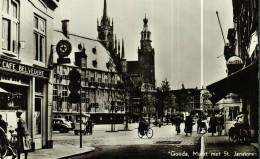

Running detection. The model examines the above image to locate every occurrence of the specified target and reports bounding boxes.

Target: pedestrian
[197,116,202,133]
[184,115,193,136]
[216,113,224,136]
[0,114,7,133]
[158,117,162,128]
[175,114,182,135]
[209,114,217,136]
[0,114,17,159]
[15,110,29,159]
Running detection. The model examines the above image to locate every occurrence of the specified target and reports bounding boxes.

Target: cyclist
[0,114,17,159]
[138,114,148,136]
[235,110,249,140]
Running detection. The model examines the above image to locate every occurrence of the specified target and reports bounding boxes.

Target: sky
[53,0,234,90]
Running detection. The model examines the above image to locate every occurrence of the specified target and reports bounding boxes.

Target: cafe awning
[0,87,10,94]
[207,60,258,104]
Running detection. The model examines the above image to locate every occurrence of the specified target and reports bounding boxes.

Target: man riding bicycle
[138,114,149,136]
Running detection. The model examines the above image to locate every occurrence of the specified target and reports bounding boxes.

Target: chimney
[62,20,70,38]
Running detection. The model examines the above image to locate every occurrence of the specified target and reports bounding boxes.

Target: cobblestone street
[53,123,202,147]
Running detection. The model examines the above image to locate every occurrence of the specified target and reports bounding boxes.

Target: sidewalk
[200,133,259,158]
[6,144,94,159]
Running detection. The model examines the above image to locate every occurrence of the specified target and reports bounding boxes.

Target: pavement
[5,123,202,159]
[199,132,259,159]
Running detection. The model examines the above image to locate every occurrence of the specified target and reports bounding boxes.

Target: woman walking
[15,110,29,159]
[209,114,217,136]
[184,116,193,136]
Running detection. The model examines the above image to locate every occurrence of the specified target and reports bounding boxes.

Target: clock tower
[97,0,114,52]
[138,15,155,87]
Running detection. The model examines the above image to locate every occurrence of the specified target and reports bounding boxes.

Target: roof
[127,61,139,74]
[53,30,117,72]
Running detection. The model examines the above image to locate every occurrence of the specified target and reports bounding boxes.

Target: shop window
[1,0,19,57]
[0,83,27,110]
[34,15,46,65]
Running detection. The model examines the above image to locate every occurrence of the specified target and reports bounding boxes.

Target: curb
[199,134,205,159]
[57,147,95,159]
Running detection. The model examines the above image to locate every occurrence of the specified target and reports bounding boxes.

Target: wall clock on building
[56,40,72,58]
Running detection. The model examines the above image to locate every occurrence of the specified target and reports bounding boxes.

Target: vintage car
[73,113,90,135]
[53,118,73,133]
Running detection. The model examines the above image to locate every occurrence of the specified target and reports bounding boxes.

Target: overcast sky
[53,0,234,90]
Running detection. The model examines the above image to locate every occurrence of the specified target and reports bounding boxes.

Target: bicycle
[138,126,153,139]
[0,126,17,159]
[228,124,249,143]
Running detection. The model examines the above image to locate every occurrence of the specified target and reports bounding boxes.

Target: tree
[155,78,174,118]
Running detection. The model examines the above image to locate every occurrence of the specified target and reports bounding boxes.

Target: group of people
[0,110,29,159]
[171,113,193,136]
[84,119,93,135]
[138,110,248,138]
[208,113,224,136]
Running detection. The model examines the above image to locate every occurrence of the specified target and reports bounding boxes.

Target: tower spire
[118,39,120,56]
[103,0,107,19]
[121,38,125,59]
[114,34,117,53]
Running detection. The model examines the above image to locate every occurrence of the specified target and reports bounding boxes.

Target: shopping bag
[23,136,32,150]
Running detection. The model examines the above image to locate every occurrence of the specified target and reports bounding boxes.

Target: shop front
[207,60,258,141]
[0,58,51,150]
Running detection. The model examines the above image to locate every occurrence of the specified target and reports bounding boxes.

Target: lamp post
[106,61,116,132]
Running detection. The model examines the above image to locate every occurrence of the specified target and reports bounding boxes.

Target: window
[1,0,19,57]
[53,85,58,101]
[61,86,68,102]
[92,47,96,54]
[92,60,97,68]
[81,58,87,68]
[81,88,86,103]
[34,15,46,63]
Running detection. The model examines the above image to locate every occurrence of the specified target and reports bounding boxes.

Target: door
[34,97,42,149]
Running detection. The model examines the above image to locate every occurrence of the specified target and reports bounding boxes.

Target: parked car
[53,118,73,133]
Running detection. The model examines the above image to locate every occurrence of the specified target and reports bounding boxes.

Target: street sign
[57,58,71,64]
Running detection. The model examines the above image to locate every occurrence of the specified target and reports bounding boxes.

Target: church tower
[97,0,114,52]
[138,15,155,87]
[121,38,127,73]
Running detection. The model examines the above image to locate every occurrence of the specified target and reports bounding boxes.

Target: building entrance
[34,96,42,149]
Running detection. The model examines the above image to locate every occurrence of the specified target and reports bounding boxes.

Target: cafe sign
[226,56,244,72]
[0,59,49,78]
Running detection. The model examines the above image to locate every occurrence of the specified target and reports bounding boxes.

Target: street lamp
[106,60,117,132]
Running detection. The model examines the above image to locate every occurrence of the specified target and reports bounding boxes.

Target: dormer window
[92,60,97,68]
[92,47,97,54]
